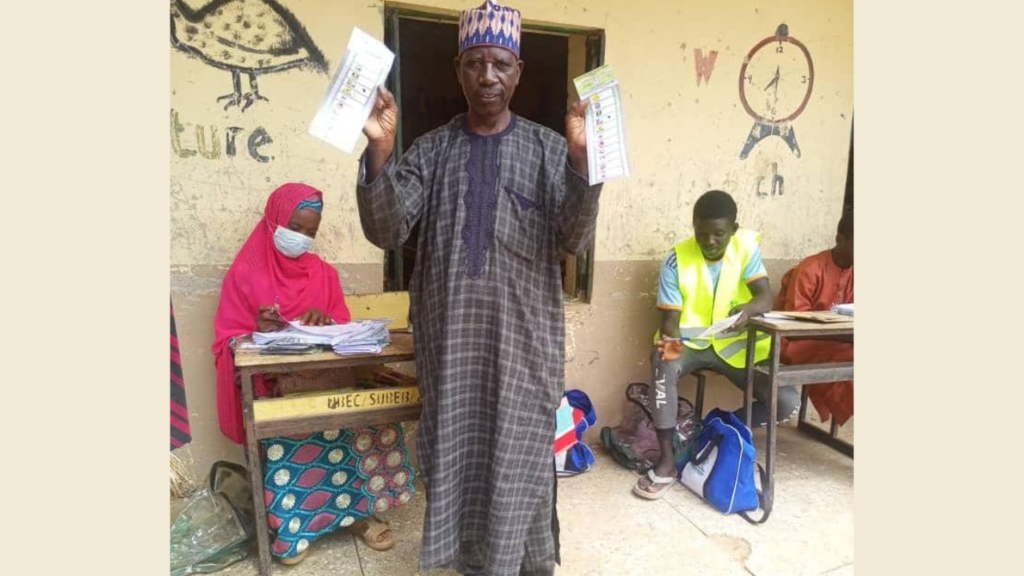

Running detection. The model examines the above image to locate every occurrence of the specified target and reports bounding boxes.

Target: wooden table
[742,316,853,515]
[234,331,419,576]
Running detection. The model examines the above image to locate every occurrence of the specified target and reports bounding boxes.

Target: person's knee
[651,386,678,429]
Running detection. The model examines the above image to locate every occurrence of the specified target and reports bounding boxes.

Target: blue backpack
[679,408,770,524]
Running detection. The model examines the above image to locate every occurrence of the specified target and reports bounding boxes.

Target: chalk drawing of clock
[738,24,814,160]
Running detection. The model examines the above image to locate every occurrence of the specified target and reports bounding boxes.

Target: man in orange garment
[776,209,854,425]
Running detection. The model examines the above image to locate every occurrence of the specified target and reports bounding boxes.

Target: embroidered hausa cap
[458,1,522,57]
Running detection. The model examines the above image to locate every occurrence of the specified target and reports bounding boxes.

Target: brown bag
[599,382,701,473]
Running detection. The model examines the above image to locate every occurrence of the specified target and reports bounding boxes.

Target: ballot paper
[309,27,395,154]
[253,318,392,356]
[762,310,851,323]
[664,313,744,341]
[572,66,631,186]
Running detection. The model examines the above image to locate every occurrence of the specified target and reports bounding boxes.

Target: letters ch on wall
[754,162,785,198]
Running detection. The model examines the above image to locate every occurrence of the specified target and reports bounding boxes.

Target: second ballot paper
[309,27,395,154]
[572,65,631,186]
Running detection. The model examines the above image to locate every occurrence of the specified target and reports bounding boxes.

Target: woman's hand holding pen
[256,304,289,333]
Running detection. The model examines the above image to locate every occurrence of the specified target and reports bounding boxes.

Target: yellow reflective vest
[663,229,770,369]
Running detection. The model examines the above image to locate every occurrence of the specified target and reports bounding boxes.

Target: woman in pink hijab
[213,183,415,564]
[213,182,351,442]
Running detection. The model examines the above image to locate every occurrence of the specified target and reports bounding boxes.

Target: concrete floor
[187,411,853,576]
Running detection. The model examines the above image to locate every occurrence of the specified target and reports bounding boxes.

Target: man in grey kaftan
[355,3,603,575]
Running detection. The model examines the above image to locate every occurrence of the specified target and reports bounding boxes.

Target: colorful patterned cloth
[295,198,323,213]
[458,1,522,56]
[553,390,596,476]
[261,424,416,559]
[170,300,192,450]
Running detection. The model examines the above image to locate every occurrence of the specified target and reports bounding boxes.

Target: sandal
[632,469,676,500]
[349,517,395,551]
[278,549,309,566]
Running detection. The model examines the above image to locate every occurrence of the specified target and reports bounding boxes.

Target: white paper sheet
[572,66,631,186]
[831,303,854,316]
[253,318,392,350]
[664,313,744,341]
[308,27,395,154]
[695,313,743,339]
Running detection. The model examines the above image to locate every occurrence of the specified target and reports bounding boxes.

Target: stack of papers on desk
[254,319,392,355]
[760,311,850,323]
[758,313,791,326]
[832,303,854,317]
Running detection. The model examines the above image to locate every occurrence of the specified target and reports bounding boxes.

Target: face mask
[273,226,313,258]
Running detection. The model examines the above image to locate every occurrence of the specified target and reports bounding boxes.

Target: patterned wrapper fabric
[261,422,417,559]
[458,0,522,56]
[171,301,192,450]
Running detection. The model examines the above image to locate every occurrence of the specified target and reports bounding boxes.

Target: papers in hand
[694,313,743,339]
[666,313,743,341]
[309,27,395,154]
[572,65,631,186]
[254,319,392,355]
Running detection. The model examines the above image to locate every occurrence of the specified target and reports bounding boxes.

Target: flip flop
[277,549,309,566]
[349,516,395,551]
[632,469,675,500]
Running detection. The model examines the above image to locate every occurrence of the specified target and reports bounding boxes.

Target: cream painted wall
[170,0,851,476]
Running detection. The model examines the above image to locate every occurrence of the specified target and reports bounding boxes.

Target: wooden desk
[742,316,853,516]
[235,331,419,576]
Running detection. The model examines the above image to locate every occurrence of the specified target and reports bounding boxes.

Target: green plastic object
[170,462,255,576]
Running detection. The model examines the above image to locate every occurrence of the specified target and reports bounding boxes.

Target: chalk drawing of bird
[171,0,328,112]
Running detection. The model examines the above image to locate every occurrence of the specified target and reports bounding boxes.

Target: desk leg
[796,382,854,457]
[798,385,809,424]
[241,369,273,576]
[764,334,781,512]
[744,328,757,430]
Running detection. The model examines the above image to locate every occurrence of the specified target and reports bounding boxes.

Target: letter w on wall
[694,49,719,86]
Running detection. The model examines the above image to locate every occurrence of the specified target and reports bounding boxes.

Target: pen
[272,295,288,326]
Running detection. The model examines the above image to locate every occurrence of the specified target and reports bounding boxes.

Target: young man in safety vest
[633,190,800,499]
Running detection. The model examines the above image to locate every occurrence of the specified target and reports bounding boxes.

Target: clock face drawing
[738,24,815,160]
